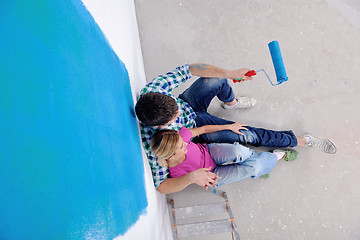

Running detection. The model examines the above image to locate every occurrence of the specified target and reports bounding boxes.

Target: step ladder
[169,191,241,240]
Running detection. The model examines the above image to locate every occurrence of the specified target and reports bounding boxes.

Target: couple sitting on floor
[135,63,337,194]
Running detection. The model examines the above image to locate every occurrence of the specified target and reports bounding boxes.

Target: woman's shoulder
[178,127,193,142]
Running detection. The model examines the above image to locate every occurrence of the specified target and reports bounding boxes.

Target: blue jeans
[207,143,277,186]
[178,77,298,147]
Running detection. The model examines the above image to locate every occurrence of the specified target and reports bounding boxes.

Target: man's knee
[194,77,227,88]
[240,129,261,145]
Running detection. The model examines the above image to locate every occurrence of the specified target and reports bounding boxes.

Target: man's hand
[228,122,248,135]
[190,167,219,190]
[227,68,254,81]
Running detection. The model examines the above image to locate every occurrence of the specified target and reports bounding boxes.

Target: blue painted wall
[0,0,147,239]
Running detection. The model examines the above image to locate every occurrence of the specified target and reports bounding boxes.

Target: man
[135,63,336,194]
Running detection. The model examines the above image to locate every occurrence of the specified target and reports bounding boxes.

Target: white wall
[81,1,172,239]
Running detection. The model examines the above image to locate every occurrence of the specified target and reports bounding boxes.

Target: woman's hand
[190,167,219,189]
[228,122,248,135]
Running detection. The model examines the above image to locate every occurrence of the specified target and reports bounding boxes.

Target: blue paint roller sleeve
[268,41,288,83]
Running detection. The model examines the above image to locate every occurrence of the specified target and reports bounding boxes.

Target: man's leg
[179,77,298,148]
[179,77,235,113]
[194,112,298,148]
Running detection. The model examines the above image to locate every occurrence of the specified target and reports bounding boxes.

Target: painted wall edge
[81,0,173,239]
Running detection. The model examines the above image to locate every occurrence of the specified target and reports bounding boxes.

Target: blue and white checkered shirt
[139,64,197,188]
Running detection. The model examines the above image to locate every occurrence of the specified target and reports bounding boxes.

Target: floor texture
[134,1,360,239]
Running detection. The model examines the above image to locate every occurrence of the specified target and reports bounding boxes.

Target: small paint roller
[233,40,288,86]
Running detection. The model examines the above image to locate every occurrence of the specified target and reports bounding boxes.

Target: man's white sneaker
[221,97,256,109]
[303,134,337,154]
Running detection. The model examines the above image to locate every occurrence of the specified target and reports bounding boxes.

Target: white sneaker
[303,134,337,154]
[221,97,256,109]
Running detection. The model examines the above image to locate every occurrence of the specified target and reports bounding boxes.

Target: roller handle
[232,70,256,83]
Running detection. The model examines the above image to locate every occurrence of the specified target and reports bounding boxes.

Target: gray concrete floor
[134,0,360,239]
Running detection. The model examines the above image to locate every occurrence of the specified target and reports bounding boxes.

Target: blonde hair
[150,129,180,167]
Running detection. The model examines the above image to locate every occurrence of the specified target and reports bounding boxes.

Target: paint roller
[233,40,288,86]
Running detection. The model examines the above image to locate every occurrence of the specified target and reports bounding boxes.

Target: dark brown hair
[135,92,178,126]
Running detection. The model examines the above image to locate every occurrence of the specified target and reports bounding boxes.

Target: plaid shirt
[139,64,197,188]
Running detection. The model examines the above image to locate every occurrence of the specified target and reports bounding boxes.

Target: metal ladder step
[170,191,241,240]
[174,202,228,219]
[177,219,234,238]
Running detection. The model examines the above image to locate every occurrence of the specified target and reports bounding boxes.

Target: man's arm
[157,167,218,194]
[189,63,253,81]
[141,65,192,95]
[189,122,248,137]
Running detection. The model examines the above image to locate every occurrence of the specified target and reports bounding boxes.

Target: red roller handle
[233,70,256,83]
[245,70,256,77]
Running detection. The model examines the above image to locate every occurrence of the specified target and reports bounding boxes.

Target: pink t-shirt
[168,127,216,178]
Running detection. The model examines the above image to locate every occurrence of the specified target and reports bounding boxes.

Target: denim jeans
[178,77,298,147]
[207,142,277,186]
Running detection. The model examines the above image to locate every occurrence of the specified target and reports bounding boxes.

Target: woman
[150,122,297,187]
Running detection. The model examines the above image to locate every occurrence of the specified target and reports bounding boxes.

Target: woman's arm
[189,122,248,138]
[157,167,218,194]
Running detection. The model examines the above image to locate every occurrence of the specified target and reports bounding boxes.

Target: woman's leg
[213,152,277,187]
[207,142,255,165]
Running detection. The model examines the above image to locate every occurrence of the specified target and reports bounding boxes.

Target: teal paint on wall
[0,0,147,239]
